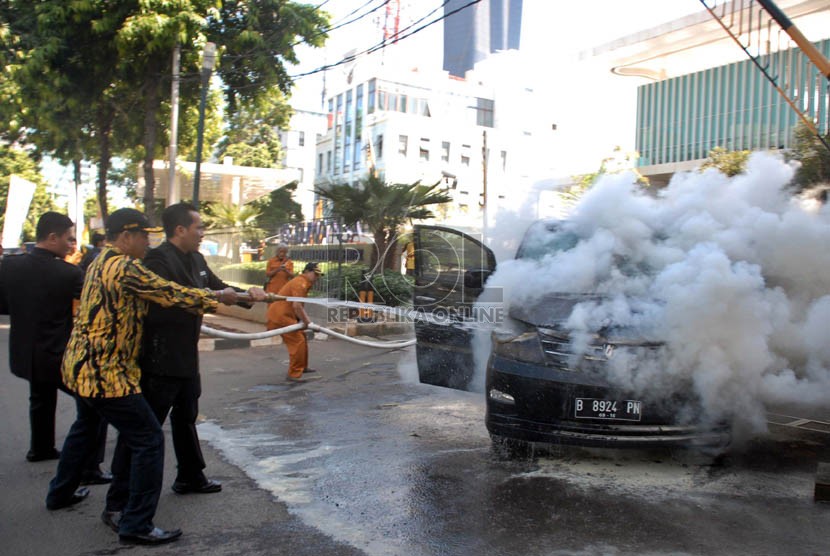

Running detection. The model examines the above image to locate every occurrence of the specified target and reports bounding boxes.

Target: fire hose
[199,292,415,350]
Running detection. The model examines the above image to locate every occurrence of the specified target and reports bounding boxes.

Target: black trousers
[29,379,107,469]
[109,373,206,510]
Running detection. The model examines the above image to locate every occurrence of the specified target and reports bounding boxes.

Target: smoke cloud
[482,153,830,435]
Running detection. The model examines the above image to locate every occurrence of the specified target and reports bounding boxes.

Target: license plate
[574,398,643,421]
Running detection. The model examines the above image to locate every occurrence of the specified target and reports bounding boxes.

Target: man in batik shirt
[45,208,241,546]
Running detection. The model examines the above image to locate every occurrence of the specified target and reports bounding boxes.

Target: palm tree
[202,202,262,263]
[315,173,452,271]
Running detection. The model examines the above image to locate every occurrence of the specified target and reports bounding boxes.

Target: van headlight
[491,330,546,365]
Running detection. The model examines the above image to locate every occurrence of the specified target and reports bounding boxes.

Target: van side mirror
[464,269,492,289]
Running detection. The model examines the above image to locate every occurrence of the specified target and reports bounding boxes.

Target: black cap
[302,262,324,275]
[106,208,162,234]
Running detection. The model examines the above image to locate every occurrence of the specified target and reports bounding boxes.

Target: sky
[288,0,705,113]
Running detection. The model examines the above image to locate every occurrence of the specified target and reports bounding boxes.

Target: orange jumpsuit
[265,257,294,328]
[273,275,312,379]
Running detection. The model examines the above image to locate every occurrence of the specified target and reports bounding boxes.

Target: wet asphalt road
[1,319,829,555]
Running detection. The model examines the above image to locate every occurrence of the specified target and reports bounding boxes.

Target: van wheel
[490,433,533,459]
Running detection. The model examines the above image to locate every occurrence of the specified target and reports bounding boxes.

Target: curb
[198,336,283,352]
[198,320,284,352]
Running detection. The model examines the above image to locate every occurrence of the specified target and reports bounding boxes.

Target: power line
[290,0,479,80]
[219,0,385,61]
[291,0,387,48]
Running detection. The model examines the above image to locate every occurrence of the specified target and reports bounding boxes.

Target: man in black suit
[0,212,109,482]
[111,202,263,498]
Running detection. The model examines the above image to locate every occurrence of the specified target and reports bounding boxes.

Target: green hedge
[215,260,413,307]
[331,266,413,308]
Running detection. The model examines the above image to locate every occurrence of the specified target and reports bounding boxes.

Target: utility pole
[167,43,181,206]
[481,129,488,244]
[193,42,217,208]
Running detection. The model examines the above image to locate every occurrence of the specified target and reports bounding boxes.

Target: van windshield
[516,221,579,261]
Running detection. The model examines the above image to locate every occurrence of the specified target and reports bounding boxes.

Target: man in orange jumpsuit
[273,262,322,382]
[265,244,294,329]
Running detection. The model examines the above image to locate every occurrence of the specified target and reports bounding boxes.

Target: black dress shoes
[80,467,113,485]
[26,448,60,462]
[171,478,222,494]
[101,510,120,533]
[119,527,182,545]
[46,487,90,510]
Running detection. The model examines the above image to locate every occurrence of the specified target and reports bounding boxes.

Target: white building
[278,109,328,220]
[312,50,560,231]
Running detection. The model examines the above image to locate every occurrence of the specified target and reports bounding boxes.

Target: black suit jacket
[0,247,84,385]
[140,241,244,378]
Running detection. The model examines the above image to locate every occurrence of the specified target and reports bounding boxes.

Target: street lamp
[192,41,216,208]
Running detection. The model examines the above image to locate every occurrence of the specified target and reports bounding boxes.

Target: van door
[413,225,497,391]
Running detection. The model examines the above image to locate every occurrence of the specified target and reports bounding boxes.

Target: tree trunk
[382,230,401,271]
[142,60,163,224]
[96,106,114,221]
[72,159,83,241]
[372,228,387,272]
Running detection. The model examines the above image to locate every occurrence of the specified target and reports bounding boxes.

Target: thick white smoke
[484,152,830,435]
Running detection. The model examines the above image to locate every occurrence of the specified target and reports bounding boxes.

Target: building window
[299,131,305,147]
[419,137,430,161]
[355,84,363,140]
[344,135,352,172]
[317,153,323,175]
[375,134,383,160]
[476,97,494,127]
[326,151,332,173]
[353,140,362,170]
[367,79,376,114]
[327,98,333,130]
[500,150,507,171]
[345,90,353,139]
[461,144,471,166]
[335,94,343,134]
[441,141,450,162]
[398,135,408,156]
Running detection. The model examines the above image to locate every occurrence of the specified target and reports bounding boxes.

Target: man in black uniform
[0,212,110,482]
[139,202,263,493]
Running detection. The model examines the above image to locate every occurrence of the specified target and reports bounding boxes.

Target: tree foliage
[316,174,452,271]
[216,80,293,169]
[0,0,133,219]
[700,146,751,177]
[1,0,330,223]
[567,147,648,207]
[209,1,329,113]
[202,201,262,263]
[787,122,830,192]
[250,182,303,231]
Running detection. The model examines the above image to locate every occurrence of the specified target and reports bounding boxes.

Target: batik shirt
[62,246,218,398]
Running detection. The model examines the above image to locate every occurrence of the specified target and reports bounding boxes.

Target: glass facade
[636,39,830,166]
